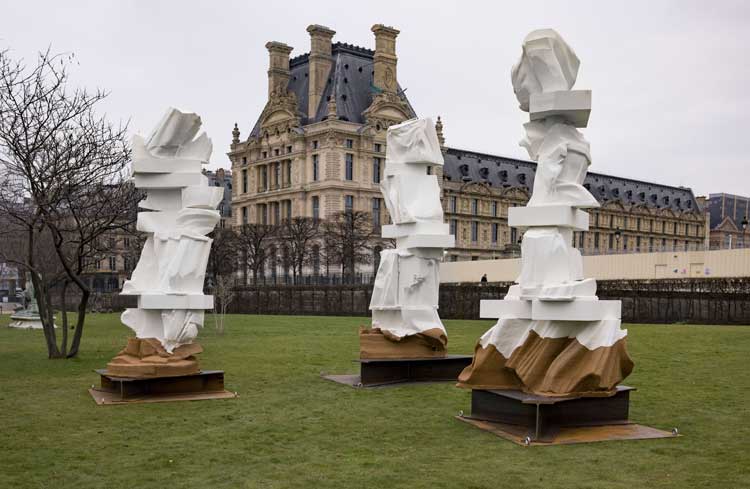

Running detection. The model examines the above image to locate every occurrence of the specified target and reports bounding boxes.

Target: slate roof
[250,43,416,138]
[443,147,701,213]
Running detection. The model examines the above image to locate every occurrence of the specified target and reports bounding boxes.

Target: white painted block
[382,222,449,239]
[480,299,532,319]
[132,157,204,174]
[529,90,592,128]
[509,205,589,230]
[134,172,205,189]
[531,299,620,321]
[396,234,455,249]
[137,294,214,310]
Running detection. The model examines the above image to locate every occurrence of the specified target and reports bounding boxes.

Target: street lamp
[614,227,622,253]
[742,218,748,248]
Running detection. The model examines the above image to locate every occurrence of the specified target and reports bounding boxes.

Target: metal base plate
[323,354,473,388]
[89,369,237,405]
[456,416,677,446]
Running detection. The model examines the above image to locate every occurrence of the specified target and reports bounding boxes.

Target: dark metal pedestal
[458,386,678,445]
[323,355,472,388]
[89,369,237,405]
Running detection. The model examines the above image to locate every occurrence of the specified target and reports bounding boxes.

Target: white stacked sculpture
[363,118,455,358]
[458,30,633,396]
[107,108,222,378]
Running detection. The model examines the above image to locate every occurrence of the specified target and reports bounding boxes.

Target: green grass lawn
[0,313,748,489]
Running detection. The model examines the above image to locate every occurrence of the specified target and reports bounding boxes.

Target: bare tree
[211,274,234,335]
[281,217,320,284]
[236,223,277,284]
[0,47,136,358]
[206,227,239,285]
[322,211,375,283]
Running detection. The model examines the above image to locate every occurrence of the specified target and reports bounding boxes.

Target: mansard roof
[250,42,416,138]
[442,147,701,213]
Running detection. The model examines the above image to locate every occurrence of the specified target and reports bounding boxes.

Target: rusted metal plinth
[323,355,472,388]
[89,369,237,405]
[458,386,678,445]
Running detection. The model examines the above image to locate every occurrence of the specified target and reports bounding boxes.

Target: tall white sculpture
[458,30,633,396]
[363,118,455,358]
[107,108,222,377]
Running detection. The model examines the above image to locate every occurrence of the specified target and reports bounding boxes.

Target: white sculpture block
[369,118,453,343]
[508,205,589,230]
[529,90,591,127]
[478,28,627,357]
[120,108,220,353]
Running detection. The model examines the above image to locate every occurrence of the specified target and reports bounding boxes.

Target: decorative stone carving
[364,118,455,359]
[458,30,633,396]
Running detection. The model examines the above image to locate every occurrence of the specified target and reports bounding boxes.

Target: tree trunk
[60,280,69,357]
[67,287,89,358]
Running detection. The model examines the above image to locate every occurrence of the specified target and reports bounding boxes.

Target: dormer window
[518,173,526,184]
[459,164,469,177]
[499,170,508,182]
[479,167,489,180]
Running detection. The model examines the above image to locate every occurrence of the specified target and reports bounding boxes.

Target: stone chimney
[265,41,293,98]
[306,24,336,118]
[371,24,400,93]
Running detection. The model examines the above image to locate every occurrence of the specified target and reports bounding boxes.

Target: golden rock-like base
[106,337,202,378]
[359,327,447,359]
[457,331,634,397]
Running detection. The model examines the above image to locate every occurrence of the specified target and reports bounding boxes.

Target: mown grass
[0,313,748,489]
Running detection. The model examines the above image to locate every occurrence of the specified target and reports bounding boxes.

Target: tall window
[273,162,281,188]
[345,153,354,181]
[109,256,116,270]
[450,196,457,213]
[491,223,499,243]
[284,160,292,186]
[578,232,585,248]
[594,232,600,250]
[491,201,498,217]
[285,200,292,220]
[372,157,381,184]
[374,143,381,152]
[312,245,321,277]
[510,227,517,244]
[312,196,320,222]
[471,221,479,242]
[344,195,354,213]
[609,233,614,250]
[450,219,457,236]
[242,169,248,194]
[312,140,319,150]
[273,202,280,224]
[312,154,319,181]
[346,139,353,149]
[372,198,381,227]
[258,204,267,225]
[260,166,268,191]
[242,206,248,224]
[471,199,478,215]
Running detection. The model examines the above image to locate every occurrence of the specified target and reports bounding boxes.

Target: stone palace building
[229,24,708,263]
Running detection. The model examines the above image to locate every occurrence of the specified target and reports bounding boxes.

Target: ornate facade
[229,24,708,264]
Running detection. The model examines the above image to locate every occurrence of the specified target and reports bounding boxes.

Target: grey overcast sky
[1,0,748,197]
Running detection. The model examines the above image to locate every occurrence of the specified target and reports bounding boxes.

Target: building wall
[443,184,707,261]
[229,23,708,270]
[440,247,750,283]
